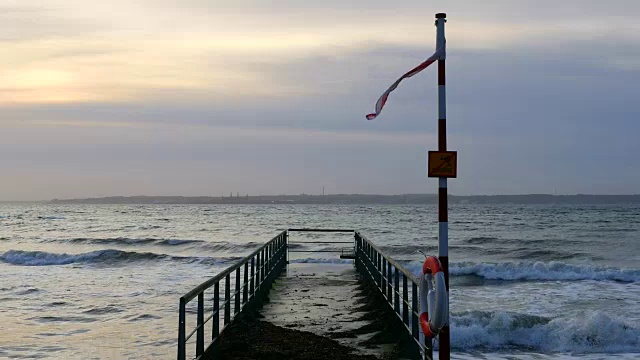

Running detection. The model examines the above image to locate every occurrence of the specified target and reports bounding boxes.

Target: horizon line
[3,193,640,203]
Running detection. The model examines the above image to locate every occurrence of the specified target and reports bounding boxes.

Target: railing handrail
[178,231,288,360]
[180,231,286,302]
[288,228,354,232]
[356,231,420,284]
[354,231,432,359]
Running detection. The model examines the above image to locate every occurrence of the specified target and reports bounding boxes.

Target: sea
[0,203,638,359]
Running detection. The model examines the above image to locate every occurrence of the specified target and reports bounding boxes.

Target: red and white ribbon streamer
[366,46,445,120]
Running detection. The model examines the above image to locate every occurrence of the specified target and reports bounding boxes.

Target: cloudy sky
[1,0,639,200]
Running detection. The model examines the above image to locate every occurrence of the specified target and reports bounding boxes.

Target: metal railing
[177,231,287,360]
[354,231,433,360]
[287,228,355,254]
[177,228,433,360]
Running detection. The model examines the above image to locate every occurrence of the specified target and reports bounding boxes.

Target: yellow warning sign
[428,151,457,178]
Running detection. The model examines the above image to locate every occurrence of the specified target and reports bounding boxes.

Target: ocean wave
[289,258,354,264]
[380,244,438,256]
[57,237,205,246]
[0,249,239,267]
[450,261,639,282]
[402,261,639,282]
[449,310,640,353]
[510,249,577,260]
[46,237,264,252]
[200,241,265,252]
[464,236,499,244]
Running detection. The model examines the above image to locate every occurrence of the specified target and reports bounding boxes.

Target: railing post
[235,268,241,314]
[264,246,268,287]
[373,248,377,285]
[382,258,387,297]
[359,234,365,274]
[354,233,359,271]
[370,247,376,283]
[285,231,289,264]
[275,239,278,265]
[213,282,219,340]
[366,241,370,276]
[394,267,400,314]
[403,274,409,327]
[263,247,268,290]
[267,243,273,285]
[283,233,287,268]
[387,260,393,302]
[269,240,278,284]
[271,241,275,272]
[274,237,278,270]
[266,244,270,281]
[243,262,249,304]
[267,244,271,279]
[197,292,204,357]
[178,297,186,360]
[371,251,376,282]
[280,233,286,271]
[250,256,255,298]
[257,251,261,295]
[378,253,382,290]
[260,249,265,293]
[224,274,231,325]
[412,282,419,341]
[360,249,364,276]
[367,241,372,279]
[260,249,264,285]
[425,336,434,360]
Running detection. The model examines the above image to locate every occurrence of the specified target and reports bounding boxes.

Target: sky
[1,0,640,201]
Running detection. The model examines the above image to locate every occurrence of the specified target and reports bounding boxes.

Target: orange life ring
[419,256,448,338]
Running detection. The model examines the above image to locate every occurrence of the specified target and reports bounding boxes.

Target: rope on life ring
[419,256,448,339]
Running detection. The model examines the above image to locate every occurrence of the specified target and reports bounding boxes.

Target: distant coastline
[48,194,640,205]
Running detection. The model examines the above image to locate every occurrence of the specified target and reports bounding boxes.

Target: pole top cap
[435,13,447,19]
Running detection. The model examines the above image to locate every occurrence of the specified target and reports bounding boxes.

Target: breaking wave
[53,237,205,246]
[450,261,639,282]
[403,261,639,283]
[46,237,264,252]
[0,249,239,267]
[449,310,640,353]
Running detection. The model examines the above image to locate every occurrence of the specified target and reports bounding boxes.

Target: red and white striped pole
[435,12,451,360]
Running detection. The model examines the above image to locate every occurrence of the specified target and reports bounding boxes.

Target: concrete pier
[262,264,386,356]
[179,230,426,359]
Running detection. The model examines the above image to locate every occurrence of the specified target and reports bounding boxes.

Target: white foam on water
[0,249,132,266]
[452,261,640,282]
[0,249,238,267]
[403,261,639,282]
[449,310,640,354]
[450,352,640,359]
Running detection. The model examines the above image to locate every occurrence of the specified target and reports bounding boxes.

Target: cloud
[1,0,640,199]
[2,0,639,107]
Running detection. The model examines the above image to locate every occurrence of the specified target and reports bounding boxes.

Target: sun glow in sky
[1,0,640,200]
